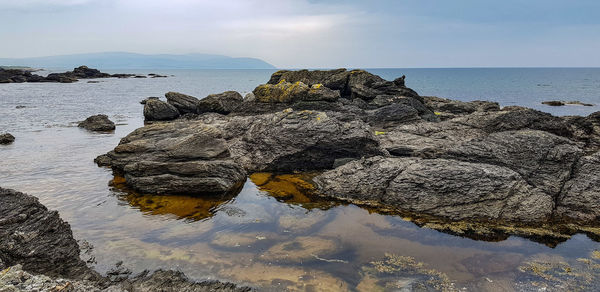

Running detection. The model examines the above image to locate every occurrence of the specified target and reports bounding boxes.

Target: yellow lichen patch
[434,112,442,115]
[374,131,386,136]
[249,173,317,204]
[313,83,323,89]
[592,250,600,260]
[120,192,229,221]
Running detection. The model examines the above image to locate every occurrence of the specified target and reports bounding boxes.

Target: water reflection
[110,175,234,221]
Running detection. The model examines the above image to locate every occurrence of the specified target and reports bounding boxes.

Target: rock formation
[78,114,116,131]
[97,69,600,227]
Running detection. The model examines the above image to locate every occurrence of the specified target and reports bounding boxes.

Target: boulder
[165,91,201,114]
[423,96,500,120]
[197,91,244,114]
[556,152,600,222]
[95,120,247,196]
[143,99,180,121]
[0,133,15,144]
[140,96,159,104]
[313,156,554,222]
[266,68,419,101]
[77,114,116,131]
[229,109,384,172]
[0,187,97,279]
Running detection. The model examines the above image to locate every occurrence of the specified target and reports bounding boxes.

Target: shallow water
[1,68,600,291]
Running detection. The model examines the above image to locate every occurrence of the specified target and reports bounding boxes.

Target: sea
[1,68,599,291]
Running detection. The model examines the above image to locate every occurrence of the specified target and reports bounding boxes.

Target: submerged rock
[78,114,116,131]
[0,133,15,144]
[143,99,180,121]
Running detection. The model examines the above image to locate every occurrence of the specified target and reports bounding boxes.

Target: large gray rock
[313,156,554,222]
[229,109,384,172]
[165,92,201,114]
[556,152,600,222]
[267,69,419,100]
[252,81,340,103]
[95,120,246,196]
[197,91,243,114]
[0,188,98,280]
[143,99,180,121]
[78,114,116,131]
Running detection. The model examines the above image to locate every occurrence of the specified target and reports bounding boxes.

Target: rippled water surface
[1,68,600,291]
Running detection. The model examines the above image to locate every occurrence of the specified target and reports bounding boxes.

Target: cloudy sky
[1,0,599,68]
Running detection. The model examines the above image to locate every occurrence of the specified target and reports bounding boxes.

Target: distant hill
[0,52,276,69]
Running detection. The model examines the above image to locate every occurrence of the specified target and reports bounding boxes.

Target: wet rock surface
[0,187,96,280]
[78,114,116,131]
[97,68,600,227]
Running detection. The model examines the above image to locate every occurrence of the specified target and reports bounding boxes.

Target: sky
[1,0,599,68]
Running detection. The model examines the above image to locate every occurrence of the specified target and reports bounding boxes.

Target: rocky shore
[0,66,159,83]
[95,69,600,240]
[0,187,250,291]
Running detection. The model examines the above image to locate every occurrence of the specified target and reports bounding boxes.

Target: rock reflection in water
[110,175,233,221]
[249,172,338,210]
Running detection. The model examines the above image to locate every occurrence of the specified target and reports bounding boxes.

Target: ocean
[1,68,599,291]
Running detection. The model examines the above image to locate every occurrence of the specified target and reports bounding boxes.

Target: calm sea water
[1,68,599,291]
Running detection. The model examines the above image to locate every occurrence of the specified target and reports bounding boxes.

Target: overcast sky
[1,0,599,68]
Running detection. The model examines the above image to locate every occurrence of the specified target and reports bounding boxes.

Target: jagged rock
[423,96,500,120]
[556,152,600,222]
[313,156,554,222]
[140,97,159,104]
[165,92,201,114]
[229,109,384,172]
[543,100,594,107]
[143,99,180,121]
[366,103,422,128]
[197,91,243,114]
[0,188,99,280]
[78,114,116,131]
[0,133,15,144]
[441,130,583,197]
[253,80,311,103]
[95,120,246,195]
[267,69,419,101]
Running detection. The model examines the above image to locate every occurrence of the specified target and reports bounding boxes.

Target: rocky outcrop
[313,156,553,222]
[78,114,116,131]
[266,69,419,100]
[143,99,180,121]
[253,81,340,103]
[0,66,148,83]
[0,187,97,280]
[543,100,594,107]
[0,133,15,144]
[197,91,244,114]
[0,188,250,291]
[228,109,384,172]
[166,92,201,114]
[97,68,600,225]
[95,120,247,195]
[0,265,251,292]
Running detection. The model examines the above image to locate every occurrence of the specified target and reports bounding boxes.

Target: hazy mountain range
[0,52,276,69]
